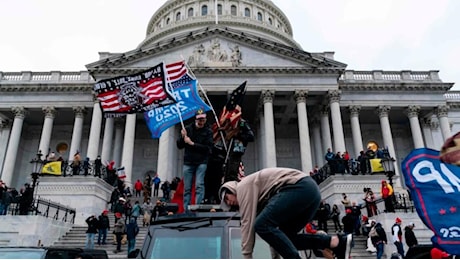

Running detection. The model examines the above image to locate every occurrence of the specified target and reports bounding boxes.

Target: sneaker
[333,234,352,259]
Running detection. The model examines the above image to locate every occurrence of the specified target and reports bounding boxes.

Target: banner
[41,161,62,176]
[144,74,211,139]
[93,62,176,116]
[401,148,460,255]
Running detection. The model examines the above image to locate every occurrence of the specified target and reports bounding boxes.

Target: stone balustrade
[341,70,441,82]
[0,71,93,83]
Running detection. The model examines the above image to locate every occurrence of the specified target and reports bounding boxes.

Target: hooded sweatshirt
[219,167,308,257]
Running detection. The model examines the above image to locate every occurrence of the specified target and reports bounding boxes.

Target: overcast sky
[1,0,459,89]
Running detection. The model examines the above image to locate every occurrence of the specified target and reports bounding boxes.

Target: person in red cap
[97,209,110,245]
[113,212,125,253]
[392,217,405,257]
[342,208,355,235]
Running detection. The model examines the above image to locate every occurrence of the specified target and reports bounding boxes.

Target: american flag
[95,61,191,115]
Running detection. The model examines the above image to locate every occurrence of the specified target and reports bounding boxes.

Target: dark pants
[204,155,225,204]
[115,232,123,251]
[254,177,331,259]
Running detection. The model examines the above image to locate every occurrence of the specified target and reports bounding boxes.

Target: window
[166,17,170,24]
[229,228,272,259]
[231,5,237,15]
[257,12,262,21]
[244,8,250,17]
[218,4,223,15]
[268,17,272,25]
[176,12,181,21]
[188,7,194,17]
[202,5,208,16]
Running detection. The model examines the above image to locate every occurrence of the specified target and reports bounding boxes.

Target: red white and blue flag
[401,148,460,255]
[94,62,178,116]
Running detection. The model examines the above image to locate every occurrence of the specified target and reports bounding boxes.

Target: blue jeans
[183,163,207,211]
[254,177,330,259]
[97,228,107,244]
[376,242,384,259]
[127,238,136,255]
[394,241,404,257]
[85,233,95,249]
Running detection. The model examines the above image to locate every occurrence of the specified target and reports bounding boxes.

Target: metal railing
[6,197,76,224]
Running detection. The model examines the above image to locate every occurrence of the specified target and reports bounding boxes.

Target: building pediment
[86,27,346,79]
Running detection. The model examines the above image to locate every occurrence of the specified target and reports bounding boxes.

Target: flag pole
[182,58,228,152]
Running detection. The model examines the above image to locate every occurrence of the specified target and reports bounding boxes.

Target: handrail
[6,197,76,224]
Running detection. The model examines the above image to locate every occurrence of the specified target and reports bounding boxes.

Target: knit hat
[395,217,402,223]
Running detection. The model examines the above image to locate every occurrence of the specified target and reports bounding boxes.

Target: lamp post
[30,150,44,194]
[381,148,397,207]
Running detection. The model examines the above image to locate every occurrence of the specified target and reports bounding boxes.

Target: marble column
[101,117,114,164]
[1,107,26,186]
[421,118,434,149]
[68,107,86,162]
[436,105,451,141]
[328,90,346,153]
[0,119,12,179]
[349,105,364,156]
[86,101,103,161]
[38,106,56,160]
[311,118,324,166]
[406,105,424,149]
[121,114,136,186]
[261,90,277,168]
[377,105,398,176]
[157,127,176,184]
[294,90,312,172]
[112,118,124,167]
[320,106,332,154]
[258,111,266,169]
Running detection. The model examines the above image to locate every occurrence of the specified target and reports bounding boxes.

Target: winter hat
[218,181,238,211]
[395,217,402,223]
[346,209,352,214]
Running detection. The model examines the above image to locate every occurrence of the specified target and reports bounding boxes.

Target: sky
[0,0,459,89]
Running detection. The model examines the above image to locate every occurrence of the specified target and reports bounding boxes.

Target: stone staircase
[52,214,148,259]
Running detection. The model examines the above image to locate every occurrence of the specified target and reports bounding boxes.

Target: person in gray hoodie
[219,167,352,259]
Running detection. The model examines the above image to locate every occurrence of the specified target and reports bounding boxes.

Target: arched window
[201,5,208,16]
[166,17,170,24]
[217,4,223,15]
[244,8,250,17]
[188,7,194,17]
[268,17,273,25]
[176,12,181,21]
[231,5,237,16]
[257,12,263,21]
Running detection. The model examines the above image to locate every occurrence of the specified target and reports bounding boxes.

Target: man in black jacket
[404,222,418,248]
[177,109,213,212]
[97,210,110,245]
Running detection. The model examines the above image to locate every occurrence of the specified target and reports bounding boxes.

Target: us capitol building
[0,0,459,207]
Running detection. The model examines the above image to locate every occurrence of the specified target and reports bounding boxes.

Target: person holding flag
[176,108,213,212]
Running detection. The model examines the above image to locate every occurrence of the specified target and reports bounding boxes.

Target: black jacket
[371,223,388,245]
[177,123,213,164]
[98,215,110,230]
[85,216,99,234]
[404,226,418,247]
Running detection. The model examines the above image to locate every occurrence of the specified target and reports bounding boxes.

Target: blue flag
[144,76,211,138]
[401,148,460,255]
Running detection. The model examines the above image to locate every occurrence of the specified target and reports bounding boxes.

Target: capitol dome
[138,0,301,49]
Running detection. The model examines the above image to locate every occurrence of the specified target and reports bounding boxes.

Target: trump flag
[401,148,460,255]
[144,73,211,138]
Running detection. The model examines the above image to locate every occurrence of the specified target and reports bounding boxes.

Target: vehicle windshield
[148,228,223,259]
[229,228,272,259]
[0,248,46,259]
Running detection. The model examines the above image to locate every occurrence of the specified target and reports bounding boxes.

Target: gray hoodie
[219,167,308,258]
